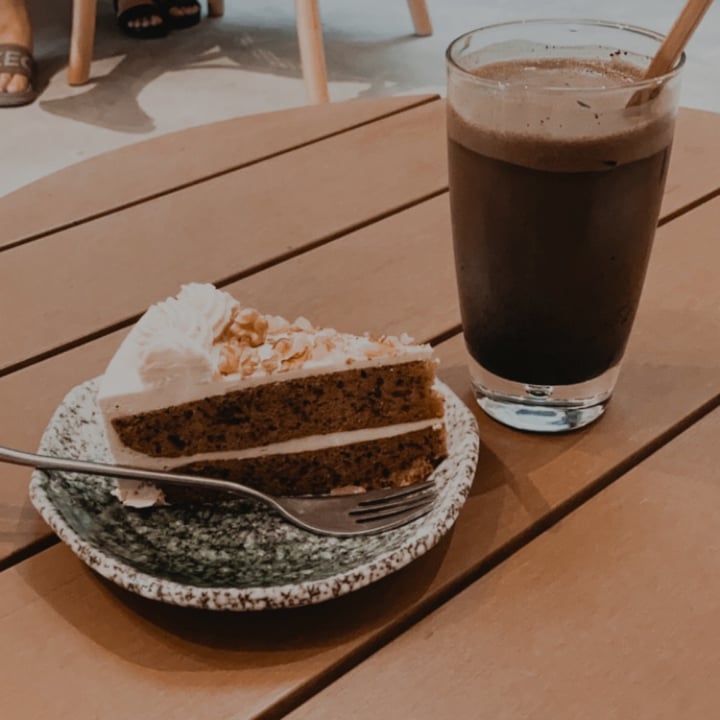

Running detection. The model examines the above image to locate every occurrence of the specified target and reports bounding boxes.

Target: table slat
[661,107,720,219]
[286,407,720,720]
[0,95,435,249]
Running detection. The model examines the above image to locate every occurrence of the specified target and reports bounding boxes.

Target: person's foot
[116,0,165,32]
[115,0,200,33]
[161,0,201,29]
[0,0,33,99]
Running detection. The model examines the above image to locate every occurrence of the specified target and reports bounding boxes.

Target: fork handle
[0,445,288,516]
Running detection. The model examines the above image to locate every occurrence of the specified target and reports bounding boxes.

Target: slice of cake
[97,283,447,507]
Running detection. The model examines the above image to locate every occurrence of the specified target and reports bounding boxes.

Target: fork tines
[350,481,438,524]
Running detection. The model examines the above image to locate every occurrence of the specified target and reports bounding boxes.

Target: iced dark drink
[446,21,683,432]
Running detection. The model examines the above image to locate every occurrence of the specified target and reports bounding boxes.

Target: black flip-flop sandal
[159,0,201,30]
[0,43,37,108]
[114,0,169,39]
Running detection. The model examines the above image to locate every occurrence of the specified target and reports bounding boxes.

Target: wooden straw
[627,0,713,106]
[644,0,714,78]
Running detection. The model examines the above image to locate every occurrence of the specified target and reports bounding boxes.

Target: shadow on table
[16,522,461,669]
[439,360,557,519]
[13,394,517,669]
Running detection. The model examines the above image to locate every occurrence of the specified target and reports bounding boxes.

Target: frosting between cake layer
[111,418,443,467]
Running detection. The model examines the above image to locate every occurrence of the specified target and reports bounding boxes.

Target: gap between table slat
[0,95,439,253]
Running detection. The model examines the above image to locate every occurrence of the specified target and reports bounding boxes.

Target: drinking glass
[446,19,683,432]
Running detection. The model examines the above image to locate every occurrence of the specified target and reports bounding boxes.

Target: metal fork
[2,445,438,537]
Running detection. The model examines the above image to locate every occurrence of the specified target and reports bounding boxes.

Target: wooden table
[1,95,719,719]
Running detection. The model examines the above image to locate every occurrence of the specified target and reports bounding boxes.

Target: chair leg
[406,0,433,36]
[67,0,97,85]
[295,0,329,104]
[207,0,224,18]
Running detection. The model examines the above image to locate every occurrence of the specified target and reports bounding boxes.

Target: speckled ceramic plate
[29,378,478,611]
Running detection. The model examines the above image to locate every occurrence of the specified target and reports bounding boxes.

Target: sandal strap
[0,44,34,80]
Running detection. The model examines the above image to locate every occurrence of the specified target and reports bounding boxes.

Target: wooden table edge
[0,94,441,253]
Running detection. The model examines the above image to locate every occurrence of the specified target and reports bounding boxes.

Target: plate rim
[29,379,479,611]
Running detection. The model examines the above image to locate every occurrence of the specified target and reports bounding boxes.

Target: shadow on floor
[37,15,439,133]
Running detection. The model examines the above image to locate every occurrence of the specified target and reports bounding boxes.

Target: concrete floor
[2,0,718,196]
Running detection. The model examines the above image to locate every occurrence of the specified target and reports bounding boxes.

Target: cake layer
[99,343,433,418]
[111,360,443,458]
[162,425,447,500]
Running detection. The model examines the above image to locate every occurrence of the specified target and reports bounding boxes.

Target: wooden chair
[67,0,225,85]
[294,0,433,104]
[67,0,433,105]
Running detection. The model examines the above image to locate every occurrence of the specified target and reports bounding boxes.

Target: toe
[169,4,198,16]
[0,72,10,92]
[7,73,29,94]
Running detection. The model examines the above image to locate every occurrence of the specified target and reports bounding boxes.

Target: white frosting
[134,284,234,387]
[115,418,442,468]
[115,481,167,509]
[98,283,433,417]
[113,419,444,508]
